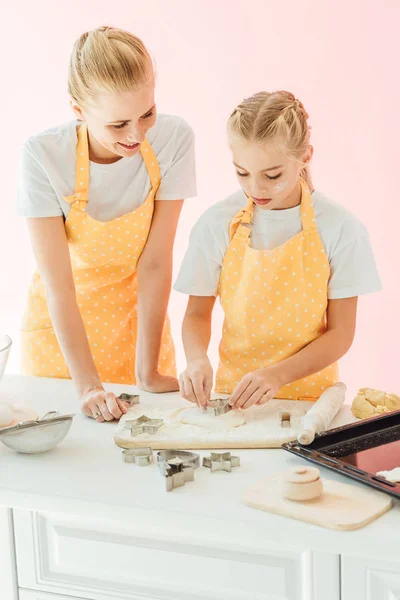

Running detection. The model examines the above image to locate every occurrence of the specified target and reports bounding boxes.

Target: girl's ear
[303,145,314,165]
[70,98,84,121]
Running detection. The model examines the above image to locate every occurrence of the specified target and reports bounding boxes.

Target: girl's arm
[230,297,358,409]
[135,200,183,392]
[26,217,126,421]
[179,295,216,407]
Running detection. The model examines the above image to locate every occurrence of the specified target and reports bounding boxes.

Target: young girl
[175,91,381,410]
[17,26,196,422]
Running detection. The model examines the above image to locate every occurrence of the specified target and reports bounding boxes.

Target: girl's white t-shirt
[16,114,197,221]
[174,189,382,300]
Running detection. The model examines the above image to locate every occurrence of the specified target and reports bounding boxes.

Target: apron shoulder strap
[63,123,89,206]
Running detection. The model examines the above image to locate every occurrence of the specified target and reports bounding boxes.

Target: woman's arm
[135,200,183,392]
[179,295,216,407]
[230,297,358,408]
[26,217,126,420]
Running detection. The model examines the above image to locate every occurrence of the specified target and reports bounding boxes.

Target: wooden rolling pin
[297,382,346,445]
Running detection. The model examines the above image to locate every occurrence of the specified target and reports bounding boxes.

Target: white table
[0,375,399,600]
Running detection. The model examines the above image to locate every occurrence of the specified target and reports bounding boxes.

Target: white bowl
[0,335,12,384]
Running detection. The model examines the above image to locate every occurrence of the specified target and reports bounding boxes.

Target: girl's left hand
[137,372,180,393]
[229,368,283,410]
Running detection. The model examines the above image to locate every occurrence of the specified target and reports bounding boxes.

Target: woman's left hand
[229,368,284,410]
[137,372,180,393]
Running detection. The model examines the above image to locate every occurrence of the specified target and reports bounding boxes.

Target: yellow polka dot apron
[215,178,338,401]
[21,124,176,383]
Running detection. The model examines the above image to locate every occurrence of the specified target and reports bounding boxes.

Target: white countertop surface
[0,374,399,560]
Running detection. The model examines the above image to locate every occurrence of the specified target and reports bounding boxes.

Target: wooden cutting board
[242,475,393,530]
[113,399,355,450]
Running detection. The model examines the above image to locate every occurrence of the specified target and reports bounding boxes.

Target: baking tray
[282,409,400,500]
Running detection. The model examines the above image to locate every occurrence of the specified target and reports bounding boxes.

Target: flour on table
[178,407,246,431]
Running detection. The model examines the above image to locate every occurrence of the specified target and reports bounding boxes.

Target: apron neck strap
[299,177,317,232]
[229,195,254,240]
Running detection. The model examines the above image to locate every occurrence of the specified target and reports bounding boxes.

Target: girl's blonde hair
[68,26,153,107]
[228,91,312,189]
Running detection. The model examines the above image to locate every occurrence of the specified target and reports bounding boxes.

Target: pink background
[1,0,399,402]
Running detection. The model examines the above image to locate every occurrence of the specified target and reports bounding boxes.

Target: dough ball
[385,393,400,411]
[179,406,246,431]
[351,387,400,419]
[0,405,13,428]
[365,389,386,406]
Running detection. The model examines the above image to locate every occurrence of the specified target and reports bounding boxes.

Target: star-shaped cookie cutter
[122,447,153,466]
[209,398,231,416]
[118,393,140,406]
[161,457,195,492]
[125,415,164,436]
[203,451,240,473]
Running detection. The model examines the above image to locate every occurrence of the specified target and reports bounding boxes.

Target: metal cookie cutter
[209,398,231,416]
[203,452,240,473]
[157,450,200,492]
[161,458,195,492]
[118,393,140,406]
[125,415,164,436]
[122,447,153,466]
[157,450,201,472]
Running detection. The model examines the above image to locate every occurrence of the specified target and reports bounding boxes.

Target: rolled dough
[377,467,400,483]
[179,407,246,431]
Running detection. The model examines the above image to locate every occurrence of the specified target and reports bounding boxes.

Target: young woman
[17,26,196,422]
[175,91,381,410]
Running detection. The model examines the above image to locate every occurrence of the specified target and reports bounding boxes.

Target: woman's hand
[137,372,180,393]
[179,358,214,409]
[229,367,283,410]
[80,388,129,422]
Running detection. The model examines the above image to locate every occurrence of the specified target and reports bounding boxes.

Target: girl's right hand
[179,358,214,409]
[80,388,129,422]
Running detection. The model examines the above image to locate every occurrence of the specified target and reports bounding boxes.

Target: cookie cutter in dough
[122,446,153,466]
[157,450,200,492]
[209,398,231,416]
[117,393,140,406]
[203,451,240,473]
[125,415,164,436]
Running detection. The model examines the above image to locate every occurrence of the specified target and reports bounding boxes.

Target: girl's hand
[179,358,213,409]
[229,368,283,410]
[137,373,180,393]
[80,388,129,422]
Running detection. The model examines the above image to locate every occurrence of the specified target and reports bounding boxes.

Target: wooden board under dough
[242,476,393,530]
[113,399,354,450]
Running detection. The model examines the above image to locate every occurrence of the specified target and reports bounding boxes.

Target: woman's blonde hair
[228,91,312,188]
[68,26,153,107]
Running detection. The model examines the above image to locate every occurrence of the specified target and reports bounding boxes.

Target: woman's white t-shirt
[174,189,382,300]
[16,114,196,221]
